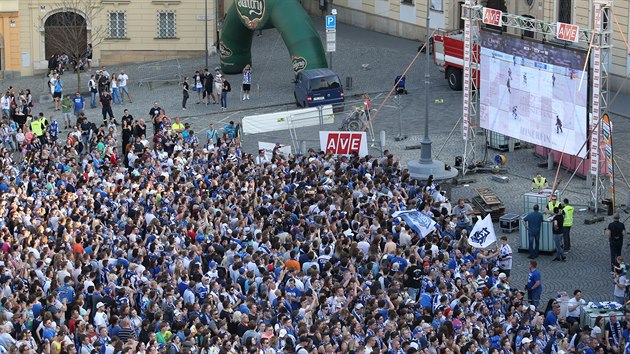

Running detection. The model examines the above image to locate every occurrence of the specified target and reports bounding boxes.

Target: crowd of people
[0,72,624,354]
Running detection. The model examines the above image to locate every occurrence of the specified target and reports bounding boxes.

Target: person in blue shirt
[526,260,542,308]
[543,304,560,328]
[58,276,75,304]
[523,204,544,259]
[0,176,8,193]
[223,121,236,139]
[195,277,209,304]
[73,92,85,117]
[41,319,56,341]
[285,278,302,311]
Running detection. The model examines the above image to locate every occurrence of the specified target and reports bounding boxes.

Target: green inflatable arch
[219,0,328,74]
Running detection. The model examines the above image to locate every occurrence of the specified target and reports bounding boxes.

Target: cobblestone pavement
[4,16,630,306]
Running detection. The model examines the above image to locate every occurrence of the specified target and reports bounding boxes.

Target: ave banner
[319,131,368,156]
[468,214,497,248]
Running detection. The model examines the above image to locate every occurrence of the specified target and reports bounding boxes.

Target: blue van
[293,68,344,107]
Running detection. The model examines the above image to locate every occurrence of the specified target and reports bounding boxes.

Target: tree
[41,0,107,93]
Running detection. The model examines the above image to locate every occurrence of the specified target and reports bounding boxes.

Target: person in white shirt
[614,271,627,305]
[495,236,513,277]
[399,225,412,249]
[0,93,10,119]
[255,149,270,165]
[117,70,132,103]
[183,283,196,306]
[566,289,586,327]
[93,302,108,328]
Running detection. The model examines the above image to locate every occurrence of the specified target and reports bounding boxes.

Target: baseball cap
[521,337,532,344]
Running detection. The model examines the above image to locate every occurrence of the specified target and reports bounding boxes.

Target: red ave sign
[319,131,368,156]
[482,8,503,27]
[556,23,580,43]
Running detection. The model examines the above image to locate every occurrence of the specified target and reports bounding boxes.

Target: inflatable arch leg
[219,0,328,75]
[219,5,255,74]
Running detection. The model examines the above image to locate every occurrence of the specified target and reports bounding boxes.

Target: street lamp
[406,0,457,181]
[205,0,209,69]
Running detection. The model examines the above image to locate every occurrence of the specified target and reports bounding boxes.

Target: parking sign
[326,15,336,31]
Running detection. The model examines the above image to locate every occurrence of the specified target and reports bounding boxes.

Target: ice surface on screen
[479,31,588,157]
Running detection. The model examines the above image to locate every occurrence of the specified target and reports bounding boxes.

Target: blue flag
[392,210,437,238]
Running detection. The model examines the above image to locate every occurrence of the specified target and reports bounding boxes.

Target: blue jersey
[73,95,85,110]
[195,283,208,303]
[527,269,542,293]
[242,70,252,85]
[48,120,59,137]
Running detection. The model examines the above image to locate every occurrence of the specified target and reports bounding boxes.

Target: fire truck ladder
[460,0,612,215]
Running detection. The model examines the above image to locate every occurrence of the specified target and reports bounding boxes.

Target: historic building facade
[0,0,219,77]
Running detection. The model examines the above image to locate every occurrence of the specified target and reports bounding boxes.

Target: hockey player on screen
[512,106,518,120]
[556,115,563,134]
[552,73,556,87]
[507,78,511,94]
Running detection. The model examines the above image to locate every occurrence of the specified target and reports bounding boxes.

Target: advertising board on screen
[479,31,588,157]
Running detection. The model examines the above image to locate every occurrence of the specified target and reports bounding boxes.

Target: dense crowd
[0,77,624,354]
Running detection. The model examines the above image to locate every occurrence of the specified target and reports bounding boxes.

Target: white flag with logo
[468,214,497,248]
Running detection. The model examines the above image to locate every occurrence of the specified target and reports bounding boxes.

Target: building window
[108,11,127,38]
[401,0,413,5]
[558,0,572,23]
[431,0,443,11]
[157,11,176,38]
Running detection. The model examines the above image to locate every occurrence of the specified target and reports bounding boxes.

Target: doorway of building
[44,11,87,61]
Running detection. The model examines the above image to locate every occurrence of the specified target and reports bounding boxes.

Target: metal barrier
[234,95,392,155]
[137,59,183,90]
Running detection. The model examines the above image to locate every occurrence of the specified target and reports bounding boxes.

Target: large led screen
[479,31,588,157]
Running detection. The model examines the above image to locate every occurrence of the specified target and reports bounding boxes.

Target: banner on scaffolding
[601,113,614,208]
[590,2,603,175]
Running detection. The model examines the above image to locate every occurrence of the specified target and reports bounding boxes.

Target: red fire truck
[433,30,480,91]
